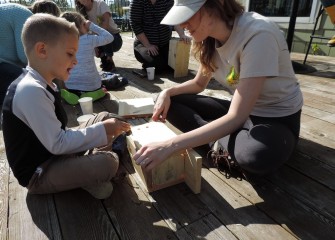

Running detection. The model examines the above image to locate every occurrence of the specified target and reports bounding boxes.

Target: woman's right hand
[146,44,159,56]
[152,90,171,122]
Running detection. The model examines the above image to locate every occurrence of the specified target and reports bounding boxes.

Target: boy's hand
[103,118,131,142]
[85,20,91,32]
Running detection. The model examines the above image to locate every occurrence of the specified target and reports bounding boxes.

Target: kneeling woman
[133,0,303,178]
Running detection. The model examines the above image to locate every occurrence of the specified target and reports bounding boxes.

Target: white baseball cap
[161,0,206,25]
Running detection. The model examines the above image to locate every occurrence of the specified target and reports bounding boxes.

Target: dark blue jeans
[167,94,301,175]
[0,62,23,105]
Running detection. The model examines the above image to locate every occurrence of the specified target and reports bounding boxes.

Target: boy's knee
[103,151,119,174]
[93,151,119,179]
[105,152,119,176]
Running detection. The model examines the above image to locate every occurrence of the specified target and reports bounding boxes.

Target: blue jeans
[0,62,23,105]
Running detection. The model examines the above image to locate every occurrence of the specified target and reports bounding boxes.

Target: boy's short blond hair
[22,13,79,56]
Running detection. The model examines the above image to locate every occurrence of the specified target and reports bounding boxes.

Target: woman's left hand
[133,140,174,171]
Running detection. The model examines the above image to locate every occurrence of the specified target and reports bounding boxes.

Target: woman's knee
[234,124,297,175]
[236,147,291,175]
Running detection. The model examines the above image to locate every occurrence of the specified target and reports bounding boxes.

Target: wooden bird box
[168,38,191,78]
[127,122,202,194]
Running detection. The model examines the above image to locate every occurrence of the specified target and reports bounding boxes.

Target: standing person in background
[30,0,61,16]
[129,0,191,76]
[0,3,32,105]
[75,0,123,72]
[133,0,303,179]
[60,11,114,105]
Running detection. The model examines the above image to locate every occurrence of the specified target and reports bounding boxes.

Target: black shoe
[208,141,248,181]
[102,74,128,90]
[132,69,147,78]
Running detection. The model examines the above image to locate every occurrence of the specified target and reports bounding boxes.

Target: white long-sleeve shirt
[65,23,114,91]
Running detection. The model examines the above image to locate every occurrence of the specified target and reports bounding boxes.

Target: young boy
[1,14,131,199]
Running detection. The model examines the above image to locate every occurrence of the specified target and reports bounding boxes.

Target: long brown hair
[193,0,244,76]
[75,0,90,19]
[31,0,61,17]
[61,11,86,32]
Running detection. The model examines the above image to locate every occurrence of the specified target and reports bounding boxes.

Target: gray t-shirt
[87,0,120,34]
[212,12,303,117]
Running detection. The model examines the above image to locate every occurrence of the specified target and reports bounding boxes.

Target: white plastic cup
[146,67,155,81]
[78,97,93,115]
[77,114,95,125]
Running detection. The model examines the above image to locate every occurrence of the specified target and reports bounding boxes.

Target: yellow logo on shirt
[97,16,103,26]
[226,66,239,86]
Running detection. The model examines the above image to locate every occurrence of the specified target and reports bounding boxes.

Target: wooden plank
[165,121,202,194]
[198,168,297,240]
[54,189,119,240]
[207,166,335,239]
[296,137,335,166]
[8,173,61,240]
[97,95,120,114]
[288,151,335,190]
[302,88,335,106]
[104,164,178,240]
[168,38,191,78]
[183,149,202,194]
[266,166,335,224]
[121,150,211,231]
[0,133,9,240]
[176,214,238,240]
[149,183,211,231]
[299,74,335,92]
[302,93,335,114]
[302,105,334,123]
[300,115,335,148]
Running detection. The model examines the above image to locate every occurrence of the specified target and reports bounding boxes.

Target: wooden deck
[1,31,335,240]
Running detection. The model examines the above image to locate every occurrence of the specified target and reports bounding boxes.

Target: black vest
[1,74,67,186]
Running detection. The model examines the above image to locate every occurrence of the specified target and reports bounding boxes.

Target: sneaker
[82,181,114,199]
[101,74,128,90]
[132,69,147,78]
[208,141,248,180]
